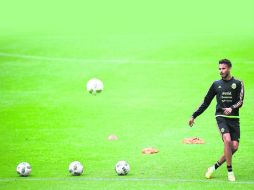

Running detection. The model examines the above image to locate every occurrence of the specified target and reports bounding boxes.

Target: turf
[0,34,254,190]
[0,1,254,190]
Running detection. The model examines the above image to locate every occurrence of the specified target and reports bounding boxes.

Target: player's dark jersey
[192,77,244,119]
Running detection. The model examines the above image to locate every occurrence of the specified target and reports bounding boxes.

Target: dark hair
[219,59,232,68]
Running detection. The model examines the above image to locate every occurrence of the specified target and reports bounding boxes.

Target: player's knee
[232,143,239,152]
[223,134,231,144]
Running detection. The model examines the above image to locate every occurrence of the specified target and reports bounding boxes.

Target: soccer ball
[115,161,130,176]
[86,78,104,95]
[16,162,32,177]
[68,161,84,176]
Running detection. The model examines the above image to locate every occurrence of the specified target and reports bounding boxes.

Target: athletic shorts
[216,116,240,142]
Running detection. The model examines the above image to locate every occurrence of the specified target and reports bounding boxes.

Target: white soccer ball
[115,161,130,176]
[16,162,32,177]
[86,78,104,95]
[68,161,84,176]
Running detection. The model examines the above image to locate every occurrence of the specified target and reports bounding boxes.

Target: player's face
[219,64,231,79]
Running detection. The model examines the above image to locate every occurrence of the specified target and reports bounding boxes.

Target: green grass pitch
[0,1,254,190]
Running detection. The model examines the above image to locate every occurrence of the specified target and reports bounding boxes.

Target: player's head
[218,59,232,79]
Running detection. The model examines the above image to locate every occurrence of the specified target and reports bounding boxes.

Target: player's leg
[213,118,240,168]
[226,119,240,181]
[208,140,238,174]
[217,140,239,165]
[210,133,235,181]
[205,117,229,179]
[222,133,233,171]
[205,137,236,179]
[206,117,239,181]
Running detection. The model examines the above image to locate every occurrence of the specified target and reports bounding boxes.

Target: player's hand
[223,108,232,115]
[188,117,195,127]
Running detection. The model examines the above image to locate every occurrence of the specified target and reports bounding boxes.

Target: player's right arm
[189,82,216,127]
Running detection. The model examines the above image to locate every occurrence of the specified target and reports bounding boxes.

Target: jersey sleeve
[192,82,216,119]
[231,80,244,109]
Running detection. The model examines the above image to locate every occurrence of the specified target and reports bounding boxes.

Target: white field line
[0,177,253,184]
[0,52,191,64]
[1,52,253,65]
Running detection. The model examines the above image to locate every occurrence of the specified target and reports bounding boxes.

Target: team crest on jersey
[221,128,225,133]
[231,83,237,89]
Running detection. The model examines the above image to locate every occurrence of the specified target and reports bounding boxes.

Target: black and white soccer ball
[16,162,32,177]
[115,161,130,176]
[86,78,104,95]
[68,161,84,176]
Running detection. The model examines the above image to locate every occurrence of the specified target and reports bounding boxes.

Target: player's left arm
[231,80,244,109]
[224,80,244,115]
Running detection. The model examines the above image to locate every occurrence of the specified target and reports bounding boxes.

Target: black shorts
[216,116,240,142]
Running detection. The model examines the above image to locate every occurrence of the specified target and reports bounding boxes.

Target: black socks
[227,165,233,172]
[214,161,221,170]
[214,162,233,172]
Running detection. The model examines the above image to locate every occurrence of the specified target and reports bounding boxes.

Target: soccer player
[188,59,244,182]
